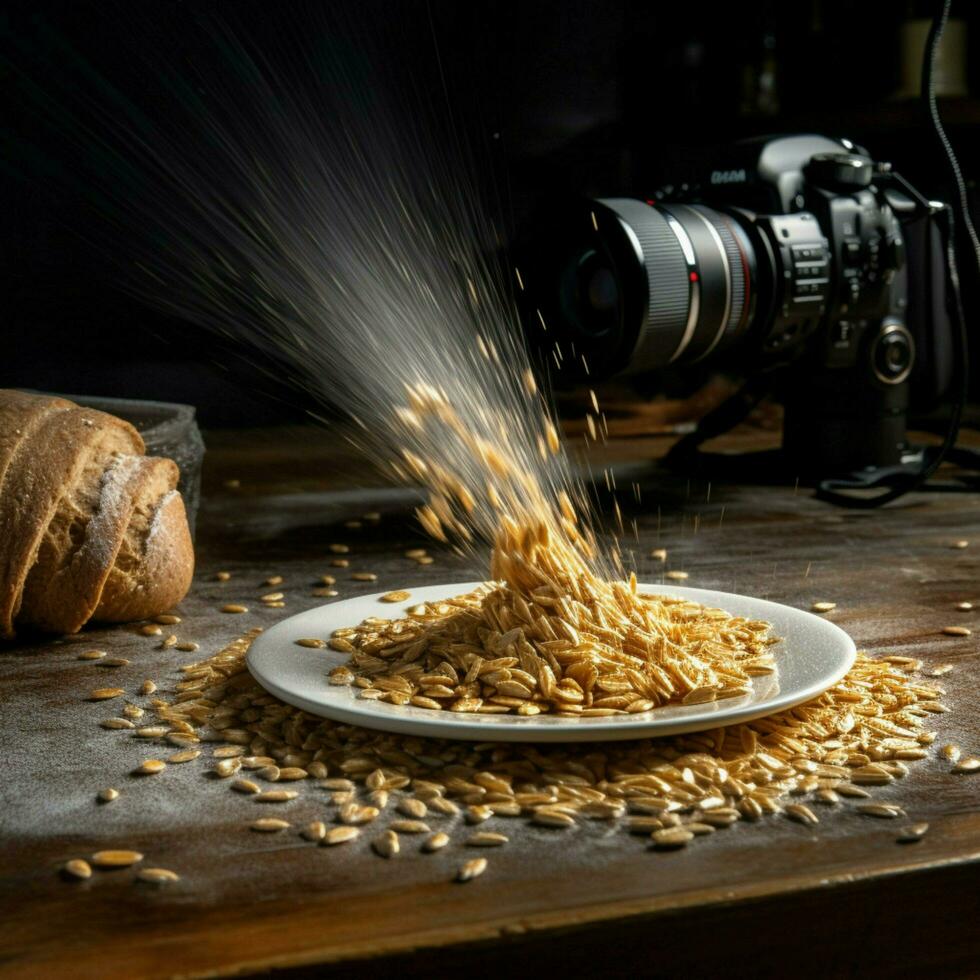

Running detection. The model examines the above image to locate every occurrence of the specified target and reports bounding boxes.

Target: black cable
[928,1,980,265]
[815,0,974,507]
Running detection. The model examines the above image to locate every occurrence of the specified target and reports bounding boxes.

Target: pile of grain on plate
[331,382,779,716]
[329,515,776,716]
[151,630,947,855]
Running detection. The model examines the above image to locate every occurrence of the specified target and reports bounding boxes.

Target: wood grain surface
[2,426,979,979]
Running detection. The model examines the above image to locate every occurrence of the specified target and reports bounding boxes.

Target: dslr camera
[516,134,954,485]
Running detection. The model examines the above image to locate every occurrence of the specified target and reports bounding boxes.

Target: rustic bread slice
[0,405,144,638]
[18,454,167,634]
[94,473,194,622]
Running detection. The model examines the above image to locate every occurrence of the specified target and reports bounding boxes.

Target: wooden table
[3,425,980,978]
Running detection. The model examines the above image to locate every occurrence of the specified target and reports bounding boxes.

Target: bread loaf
[0,390,195,638]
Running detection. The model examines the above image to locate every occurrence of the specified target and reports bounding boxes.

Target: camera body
[517,134,951,480]
[681,135,911,475]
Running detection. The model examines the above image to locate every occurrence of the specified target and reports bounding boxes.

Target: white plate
[246,583,856,743]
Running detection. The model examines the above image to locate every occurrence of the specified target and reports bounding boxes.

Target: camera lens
[559,248,620,338]
[872,322,914,385]
[515,198,758,380]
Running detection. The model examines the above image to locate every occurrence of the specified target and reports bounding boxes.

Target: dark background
[2,0,977,424]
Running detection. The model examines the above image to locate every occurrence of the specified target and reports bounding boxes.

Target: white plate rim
[245,582,857,743]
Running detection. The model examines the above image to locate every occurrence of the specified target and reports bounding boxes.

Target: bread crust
[0,391,74,492]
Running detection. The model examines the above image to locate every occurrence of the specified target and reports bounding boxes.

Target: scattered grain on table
[251,818,290,832]
[134,760,166,776]
[137,868,180,884]
[457,857,487,882]
[91,850,143,868]
[62,859,92,880]
[89,688,125,702]
[896,822,929,843]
